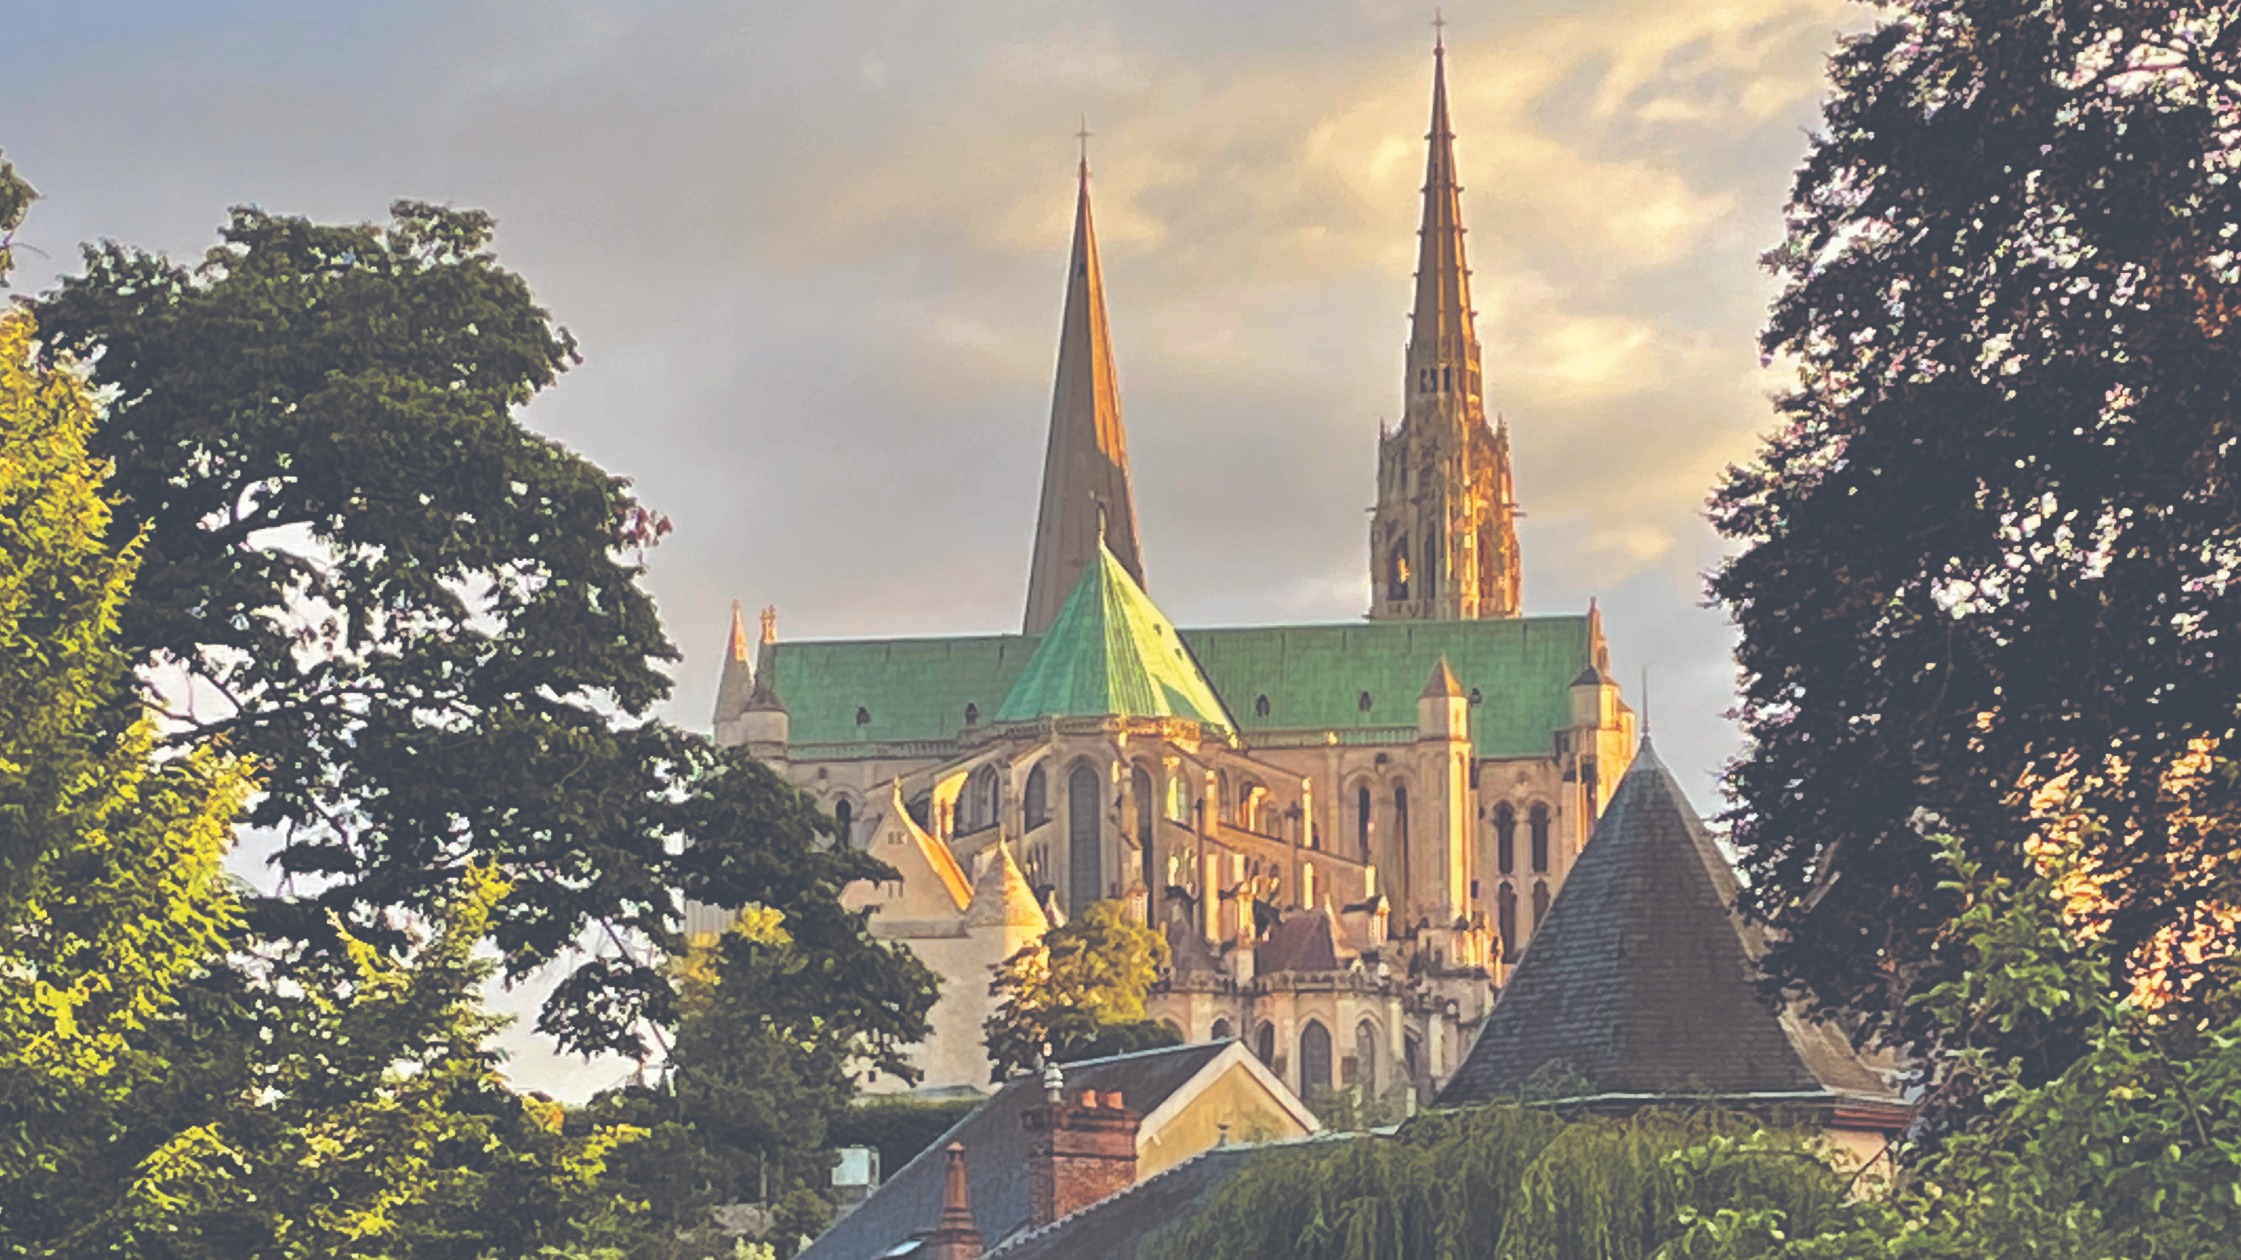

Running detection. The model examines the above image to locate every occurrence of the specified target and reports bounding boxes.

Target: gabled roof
[798,1043,1230,1260]
[995,539,1232,728]
[1436,743,1906,1119]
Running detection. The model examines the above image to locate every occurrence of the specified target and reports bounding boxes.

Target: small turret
[1417,657,1469,742]
[736,605,789,755]
[711,601,754,742]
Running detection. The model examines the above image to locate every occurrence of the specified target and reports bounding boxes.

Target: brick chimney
[920,1142,983,1260]
[1021,1087,1141,1228]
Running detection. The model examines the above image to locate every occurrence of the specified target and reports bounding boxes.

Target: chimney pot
[1102,1091,1125,1110]
[1078,1089,1099,1109]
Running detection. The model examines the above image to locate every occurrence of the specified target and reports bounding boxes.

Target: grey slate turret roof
[1436,742,1907,1122]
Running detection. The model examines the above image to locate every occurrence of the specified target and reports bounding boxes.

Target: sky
[5,0,1863,1096]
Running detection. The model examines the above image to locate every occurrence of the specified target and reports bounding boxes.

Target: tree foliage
[1157,1105,1850,1260]
[984,899,1175,1081]
[1709,0,2241,1081]
[0,304,644,1258]
[1665,826,2241,1259]
[585,852,938,1259]
[35,201,702,1056]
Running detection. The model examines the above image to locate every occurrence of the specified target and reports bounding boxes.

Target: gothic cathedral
[706,36,1637,1107]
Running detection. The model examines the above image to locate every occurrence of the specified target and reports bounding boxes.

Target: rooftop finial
[1433,6,1446,52]
[1640,666,1651,736]
[1076,114,1093,177]
[758,604,778,645]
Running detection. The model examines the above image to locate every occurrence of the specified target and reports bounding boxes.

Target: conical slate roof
[1437,742,1905,1116]
[996,539,1231,729]
[712,601,754,726]
[967,841,1049,931]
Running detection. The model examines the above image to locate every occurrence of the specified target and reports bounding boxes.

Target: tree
[587,860,938,1260]
[1157,1104,1850,1260]
[984,900,1175,1081]
[0,296,645,1259]
[1708,0,2241,1083]
[1665,824,2241,1259]
[30,199,932,1064]
[34,201,694,1056]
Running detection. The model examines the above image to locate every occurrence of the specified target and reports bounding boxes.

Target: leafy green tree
[0,300,646,1258]
[984,900,1176,1081]
[1665,824,2241,1259]
[36,201,726,1056]
[1708,0,2241,1082]
[582,785,937,1260]
[0,150,34,283]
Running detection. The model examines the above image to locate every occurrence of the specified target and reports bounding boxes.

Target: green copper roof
[755,614,1594,760]
[993,541,1233,727]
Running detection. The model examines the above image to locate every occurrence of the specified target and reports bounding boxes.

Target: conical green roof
[996,539,1233,728]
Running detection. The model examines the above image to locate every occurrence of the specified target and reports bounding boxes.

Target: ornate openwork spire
[1407,26,1480,397]
[1024,143,1144,635]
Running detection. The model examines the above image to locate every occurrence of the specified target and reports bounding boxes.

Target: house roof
[995,539,1232,728]
[798,1043,1230,1260]
[1436,742,1906,1119]
[753,615,1595,760]
[982,1144,1259,1260]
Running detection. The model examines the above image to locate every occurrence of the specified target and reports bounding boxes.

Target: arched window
[1355,785,1372,860]
[1167,774,1191,823]
[832,798,854,849]
[1358,690,1374,713]
[1529,803,1552,873]
[1255,1022,1276,1066]
[1024,764,1049,829]
[1387,546,1409,602]
[1497,882,1518,961]
[1355,1020,1380,1094]
[1211,1017,1233,1042]
[1254,693,1271,718]
[1394,784,1411,900]
[1531,878,1551,926]
[1403,1033,1421,1082]
[1494,803,1516,875]
[962,766,1000,833]
[1067,762,1102,913]
[1299,1021,1332,1096]
[1443,365,1453,392]
[1131,764,1156,894]
[854,706,871,728]
[1216,770,1232,824]
[963,702,979,727]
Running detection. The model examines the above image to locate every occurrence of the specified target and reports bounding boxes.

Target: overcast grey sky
[6,0,1858,1095]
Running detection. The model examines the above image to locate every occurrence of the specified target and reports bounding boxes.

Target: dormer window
[963,703,979,727]
[854,706,871,727]
[1254,694,1271,718]
[1358,691,1373,713]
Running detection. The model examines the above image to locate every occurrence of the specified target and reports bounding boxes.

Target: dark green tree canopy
[1710,0,2241,1080]
[30,202,904,1059]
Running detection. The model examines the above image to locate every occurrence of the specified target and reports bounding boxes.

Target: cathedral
[709,36,1636,1105]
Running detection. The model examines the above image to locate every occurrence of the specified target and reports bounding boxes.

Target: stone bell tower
[1369,29,1521,622]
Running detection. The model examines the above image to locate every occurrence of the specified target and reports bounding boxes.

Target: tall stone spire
[1023,145,1144,636]
[1368,29,1523,622]
[1408,26,1478,397]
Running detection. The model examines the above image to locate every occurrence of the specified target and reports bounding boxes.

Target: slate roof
[756,615,1594,759]
[797,1043,1229,1260]
[995,539,1232,728]
[1257,909,1344,974]
[1436,742,1906,1119]
[982,1143,1259,1260]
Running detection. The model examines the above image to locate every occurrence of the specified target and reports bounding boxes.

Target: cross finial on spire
[1076,114,1093,174]
[1433,7,1446,51]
